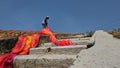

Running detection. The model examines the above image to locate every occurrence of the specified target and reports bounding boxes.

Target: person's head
[45,16,49,19]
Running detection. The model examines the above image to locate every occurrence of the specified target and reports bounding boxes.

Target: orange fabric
[0,27,73,68]
[40,27,71,46]
[0,33,40,68]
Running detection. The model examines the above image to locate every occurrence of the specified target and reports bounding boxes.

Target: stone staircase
[13,37,92,68]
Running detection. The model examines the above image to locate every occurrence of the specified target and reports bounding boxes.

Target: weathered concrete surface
[63,38,92,45]
[13,35,92,68]
[64,37,90,41]
[70,40,90,45]
[70,30,120,68]
[14,55,76,68]
[30,45,87,55]
[39,38,91,47]
[39,42,56,47]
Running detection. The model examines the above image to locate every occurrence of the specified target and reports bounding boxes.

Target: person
[42,16,49,28]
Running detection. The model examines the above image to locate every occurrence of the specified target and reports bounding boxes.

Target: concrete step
[70,40,90,45]
[39,42,56,47]
[29,45,87,55]
[70,38,93,45]
[13,54,76,68]
[65,37,90,41]
[39,38,91,47]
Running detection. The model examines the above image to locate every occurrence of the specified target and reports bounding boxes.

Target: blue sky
[0,0,120,33]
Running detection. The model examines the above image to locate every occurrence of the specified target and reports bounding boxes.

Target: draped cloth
[0,27,72,68]
[39,27,71,46]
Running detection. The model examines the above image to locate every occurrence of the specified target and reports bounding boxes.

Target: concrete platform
[29,45,87,55]
[13,55,76,68]
[70,30,120,68]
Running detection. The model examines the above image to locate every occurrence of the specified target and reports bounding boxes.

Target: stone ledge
[13,55,76,68]
[30,45,87,55]
[39,38,92,47]
[39,42,56,47]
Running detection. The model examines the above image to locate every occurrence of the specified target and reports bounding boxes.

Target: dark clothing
[42,16,49,28]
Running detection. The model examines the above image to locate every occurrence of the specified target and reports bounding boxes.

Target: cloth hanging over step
[40,27,71,46]
[0,27,72,68]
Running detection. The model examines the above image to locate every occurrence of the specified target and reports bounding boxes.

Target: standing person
[42,16,49,28]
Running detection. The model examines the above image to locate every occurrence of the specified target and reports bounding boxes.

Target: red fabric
[0,27,73,68]
[40,27,71,46]
[0,33,40,68]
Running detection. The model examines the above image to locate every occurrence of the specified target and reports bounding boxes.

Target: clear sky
[0,0,120,33]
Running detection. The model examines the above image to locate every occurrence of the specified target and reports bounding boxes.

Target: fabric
[40,27,71,46]
[0,33,40,68]
[0,27,72,68]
